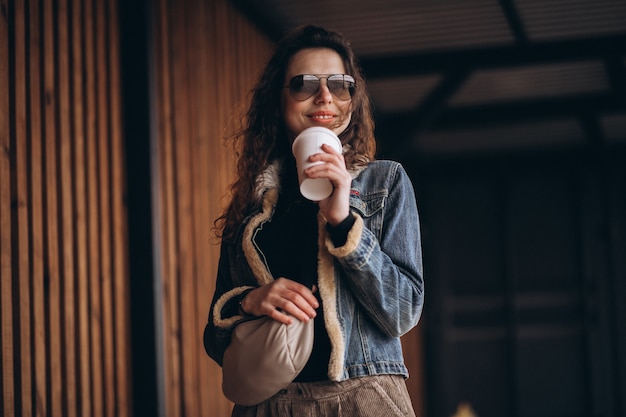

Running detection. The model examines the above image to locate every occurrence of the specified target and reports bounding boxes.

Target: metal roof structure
[231,0,626,161]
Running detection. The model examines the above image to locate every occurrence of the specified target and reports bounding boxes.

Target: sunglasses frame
[283,74,356,101]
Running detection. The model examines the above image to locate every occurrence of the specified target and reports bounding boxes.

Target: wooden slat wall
[151,0,273,415]
[0,1,131,416]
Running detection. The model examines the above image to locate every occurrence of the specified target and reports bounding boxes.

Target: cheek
[337,104,353,129]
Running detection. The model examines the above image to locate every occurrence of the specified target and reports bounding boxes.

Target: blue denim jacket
[204,160,424,381]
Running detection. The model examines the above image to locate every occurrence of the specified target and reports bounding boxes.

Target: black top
[255,185,333,381]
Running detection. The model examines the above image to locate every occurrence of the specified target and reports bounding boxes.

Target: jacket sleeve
[325,162,424,337]
[203,241,255,366]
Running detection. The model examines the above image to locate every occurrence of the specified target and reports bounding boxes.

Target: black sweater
[255,187,354,381]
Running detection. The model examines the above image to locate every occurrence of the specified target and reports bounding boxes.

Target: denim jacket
[204,159,424,381]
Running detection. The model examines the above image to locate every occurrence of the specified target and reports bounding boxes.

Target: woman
[204,25,424,416]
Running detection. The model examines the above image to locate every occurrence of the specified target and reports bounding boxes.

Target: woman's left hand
[305,143,352,225]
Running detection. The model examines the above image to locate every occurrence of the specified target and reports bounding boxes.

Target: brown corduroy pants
[231,375,416,417]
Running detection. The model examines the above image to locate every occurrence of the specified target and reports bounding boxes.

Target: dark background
[229,1,626,416]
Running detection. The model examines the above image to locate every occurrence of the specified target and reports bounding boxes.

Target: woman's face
[281,48,353,142]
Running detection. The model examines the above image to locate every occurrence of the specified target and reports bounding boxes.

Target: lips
[308,111,336,123]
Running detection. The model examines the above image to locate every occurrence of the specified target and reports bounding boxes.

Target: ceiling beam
[498,0,528,45]
[378,93,626,130]
[375,68,471,156]
[408,68,471,133]
[360,35,626,79]
[431,94,626,128]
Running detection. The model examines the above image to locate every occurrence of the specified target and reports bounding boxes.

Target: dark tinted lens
[289,75,320,101]
[327,75,355,100]
[301,75,321,96]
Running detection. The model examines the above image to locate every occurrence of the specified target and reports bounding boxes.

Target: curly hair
[216,25,377,240]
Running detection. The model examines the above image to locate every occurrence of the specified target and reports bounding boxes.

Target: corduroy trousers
[231,374,416,417]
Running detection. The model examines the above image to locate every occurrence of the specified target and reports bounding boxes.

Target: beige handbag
[222,314,314,406]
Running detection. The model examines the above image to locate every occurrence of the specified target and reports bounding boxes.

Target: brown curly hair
[216,25,376,240]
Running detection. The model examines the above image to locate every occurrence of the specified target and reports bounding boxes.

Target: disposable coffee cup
[291,127,342,201]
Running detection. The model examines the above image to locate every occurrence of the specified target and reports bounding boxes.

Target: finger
[304,163,344,181]
[309,152,343,166]
[273,281,318,319]
[265,308,294,325]
[276,278,317,299]
[264,278,320,321]
[262,297,312,324]
[279,301,313,323]
[285,292,318,319]
[272,287,317,317]
[321,143,341,155]
[282,282,319,310]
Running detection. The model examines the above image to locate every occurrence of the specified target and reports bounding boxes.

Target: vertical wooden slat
[171,3,198,416]
[85,0,104,415]
[28,1,47,415]
[107,0,131,414]
[191,1,215,414]
[42,0,63,414]
[57,0,77,415]
[95,1,115,415]
[154,0,182,414]
[154,0,168,413]
[0,0,15,415]
[205,3,235,416]
[14,0,33,415]
[401,324,426,413]
[72,1,91,416]
[72,0,91,415]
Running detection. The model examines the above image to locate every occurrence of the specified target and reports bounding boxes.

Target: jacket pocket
[349,190,386,217]
[350,190,387,237]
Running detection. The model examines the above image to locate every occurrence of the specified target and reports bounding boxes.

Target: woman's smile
[308,111,337,123]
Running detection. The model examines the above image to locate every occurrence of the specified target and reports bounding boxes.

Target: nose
[314,78,333,104]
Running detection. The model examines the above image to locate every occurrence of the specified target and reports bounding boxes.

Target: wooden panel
[108,0,132,414]
[27,1,47,414]
[72,1,91,416]
[14,1,32,416]
[0,0,131,416]
[152,0,273,415]
[84,0,104,414]
[0,0,14,416]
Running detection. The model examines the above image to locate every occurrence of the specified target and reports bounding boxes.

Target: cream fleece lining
[325,213,364,258]
[241,189,278,286]
[212,285,255,328]
[316,212,344,380]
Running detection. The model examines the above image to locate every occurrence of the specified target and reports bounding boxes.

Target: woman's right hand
[240,278,319,324]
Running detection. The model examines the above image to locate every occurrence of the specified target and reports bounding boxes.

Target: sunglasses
[283,74,356,101]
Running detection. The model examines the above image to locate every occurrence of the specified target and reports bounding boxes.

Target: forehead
[286,48,346,78]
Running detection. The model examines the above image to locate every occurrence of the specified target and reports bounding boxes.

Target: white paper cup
[291,127,342,201]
